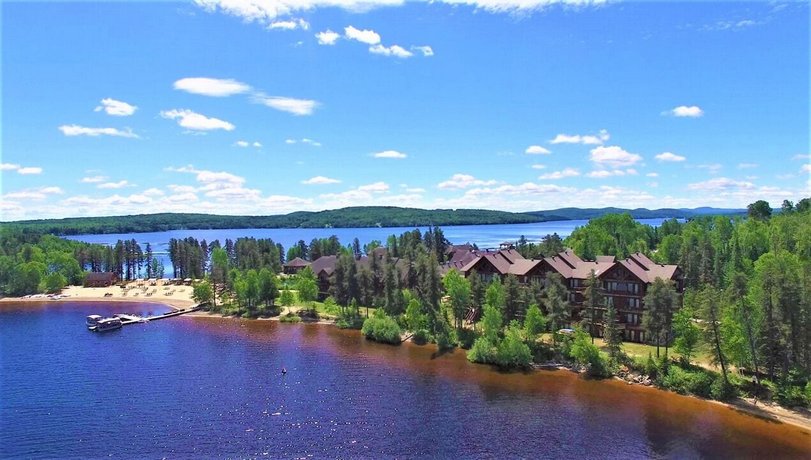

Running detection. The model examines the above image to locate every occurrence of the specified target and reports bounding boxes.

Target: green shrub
[411,329,430,344]
[495,326,532,369]
[279,313,301,323]
[711,376,738,401]
[467,337,497,364]
[661,365,714,398]
[361,312,402,345]
[336,311,364,329]
[569,329,611,378]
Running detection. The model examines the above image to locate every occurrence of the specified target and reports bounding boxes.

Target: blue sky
[1,0,809,220]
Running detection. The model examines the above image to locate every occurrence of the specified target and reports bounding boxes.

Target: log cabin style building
[455,248,683,343]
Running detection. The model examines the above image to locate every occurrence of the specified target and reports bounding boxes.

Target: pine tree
[581,270,602,343]
[603,300,622,359]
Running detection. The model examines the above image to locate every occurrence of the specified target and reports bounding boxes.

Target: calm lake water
[65,219,671,275]
[2,301,810,458]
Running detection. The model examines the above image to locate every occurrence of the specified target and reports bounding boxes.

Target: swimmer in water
[282,367,287,375]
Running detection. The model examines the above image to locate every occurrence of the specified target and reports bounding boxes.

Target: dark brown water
[2,302,809,458]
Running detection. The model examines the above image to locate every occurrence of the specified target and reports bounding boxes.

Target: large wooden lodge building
[284,244,683,344]
[448,247,683,343]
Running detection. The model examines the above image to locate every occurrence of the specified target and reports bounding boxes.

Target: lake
[65,219,672,275]
[1,301,809,458]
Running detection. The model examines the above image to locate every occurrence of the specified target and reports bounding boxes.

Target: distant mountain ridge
[525,207,746,221]
[4,206,746,235]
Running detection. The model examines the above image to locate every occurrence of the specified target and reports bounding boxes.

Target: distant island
[4,206,745,235]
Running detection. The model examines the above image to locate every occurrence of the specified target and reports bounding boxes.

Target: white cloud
[168,184,198,194]
[1,163,42,175]
[81,175,108,183]
[437,0,606,14]
[538,168,580,180]
[550,129,609,145]
[373,150,407,159]
[531,164,546,170]
[173,77,251,97]
[525,145,551,155]
[357,181,390,193]
[344,25,381,45]
[235,140,250,147]
[17,167,43,175]
[586,169,637,178]
[252,94,318,116]
[302,176,341,185]
[646,172,659,178]
[3,186,64,201]
[655,152,686,162]
[194,0,404,24]
[166,165,247,194]
[737,162,758,169]
[405,187,425,193]
[687,177,754,192]
[269,18,309,30]
[316,29,341,45]
[160,109,235,131]
[98,180,131,189]
[143,188,165,197]
[369,44,413,58]
[94,98,137,116]
[253,141,262,148]
[669,105,704,118]
[286,138,321,146]
[437,173,497,190]
[589,145,642,168]
[792,154,810,161]
[412,45,434,56]
[58,125,139,138]
[285,139,297,144]
[802,164,811,173]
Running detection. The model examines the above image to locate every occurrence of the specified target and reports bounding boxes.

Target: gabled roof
[508,259,543,276]
[310,255,337,276]
[284,257,310,268]
[613,252,679,283]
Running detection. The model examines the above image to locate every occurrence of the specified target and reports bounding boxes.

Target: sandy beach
[0,282,195,310]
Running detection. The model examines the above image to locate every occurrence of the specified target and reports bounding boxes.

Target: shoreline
[2,294,809,433]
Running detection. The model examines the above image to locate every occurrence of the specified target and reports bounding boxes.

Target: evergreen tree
[603,300,622,359]
[642,278,678,357]
[672,304,700,366]
[581,270,602,343]
[543,273,571,343]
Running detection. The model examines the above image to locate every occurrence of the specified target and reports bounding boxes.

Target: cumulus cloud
[97,180,131,189]
[81,175,108,183]
[316,29,341,45]
[525,145,551,155]
[589,145,642,168]
[372,150,407,159]
[655,152,686,162]
[344,25,381,45]
[437,0,606,14]
[252,94,318,116]
[646,172,659,177]
[586,169,638,178]
[550,129,609,145]
[235,140,250,147]
[2,163,43,175]
[802,164,811,173]
[357,181,390,192]
[94,98,137,116]
[173,77,251,97]
[531,164,546,170]
[160,109,235,131]
[194,0,404,24]
[369,44,413,58]
[253,141,262,148]
[538,168,580,180]
[269,18,309,30]
[3,186,64,201]
[668,105,704,117]
[792,154,810,161]
[58,125,139,138]
[737,162,758,169]
[412,45,434,56]
[286,138,321,146]
[302,176,341,185]
[437,173,497,190]
[696,163,723,173]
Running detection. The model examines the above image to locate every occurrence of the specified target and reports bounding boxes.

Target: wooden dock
[114,305,201,326]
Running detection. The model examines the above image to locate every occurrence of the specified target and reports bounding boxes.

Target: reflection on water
[1,303,809,458]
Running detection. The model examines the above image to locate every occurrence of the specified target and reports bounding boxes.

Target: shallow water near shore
[1,301,809,458]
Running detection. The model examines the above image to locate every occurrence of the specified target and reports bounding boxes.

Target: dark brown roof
[310,255,337,276]
[284,257,311,268]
